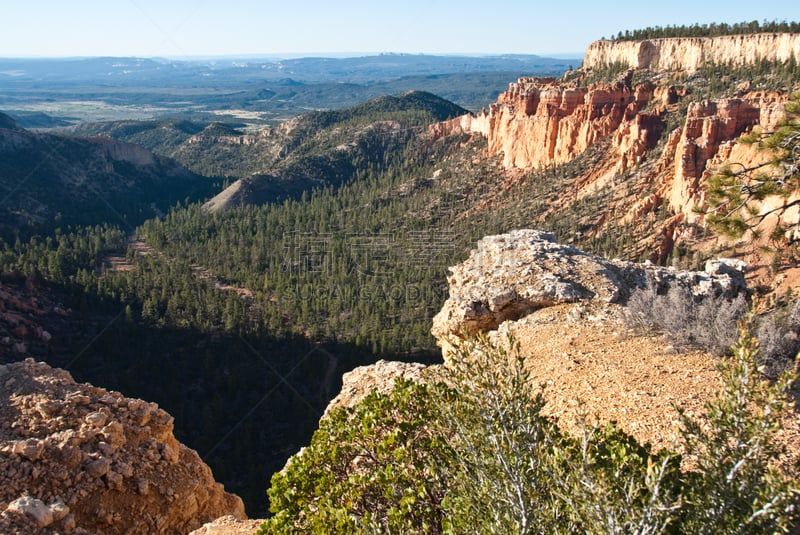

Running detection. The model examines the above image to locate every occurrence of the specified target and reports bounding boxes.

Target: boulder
[431,230,747,351]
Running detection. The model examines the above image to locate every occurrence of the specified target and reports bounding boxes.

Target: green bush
[434,335,565,534]
[262,329,799,534]
[259,379,451,534]
[677,326,800,534]
[438,335,683,535]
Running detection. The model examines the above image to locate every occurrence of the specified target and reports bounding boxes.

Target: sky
[1,0,798,58]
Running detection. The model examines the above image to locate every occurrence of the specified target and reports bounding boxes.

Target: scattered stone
[61,513,76,531]
[48,500,69,522]
[20,438,45,461]
[6,495,53,527]
[101,421,125,447]
[85,456,111,478]
[105,470,124,490]
[84,411,108,428]
[0,359,245,534]
[160,443,179,464]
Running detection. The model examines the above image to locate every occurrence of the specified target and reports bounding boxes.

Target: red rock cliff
[478,76,659,169]
[444,74,786,224]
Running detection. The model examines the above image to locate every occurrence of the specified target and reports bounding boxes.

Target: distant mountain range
[0,54,577,85]
[0,54,578,127]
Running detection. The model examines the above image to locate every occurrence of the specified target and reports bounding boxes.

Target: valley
[0,23,799,534]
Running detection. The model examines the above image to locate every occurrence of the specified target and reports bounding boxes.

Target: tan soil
[188,515,265,535]
[496,303,800,462]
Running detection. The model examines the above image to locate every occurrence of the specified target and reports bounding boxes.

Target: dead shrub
[624,279,747,355]
[756,300,800,378]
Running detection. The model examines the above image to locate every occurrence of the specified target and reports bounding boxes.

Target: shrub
[678,326,800,534]
[756,299,800,378]
[437,334,683,535]
[258,379,450,535]
[264,330,799,534]
[434,335,565,534]
[624,279,747,355]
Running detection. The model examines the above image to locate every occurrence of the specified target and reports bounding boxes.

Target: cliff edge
[584,33,800,73]
[0,359,244,535]
[428,230,798,455]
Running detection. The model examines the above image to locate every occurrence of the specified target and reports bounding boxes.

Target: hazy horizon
[0,51,583,60]
[1,0,795,59]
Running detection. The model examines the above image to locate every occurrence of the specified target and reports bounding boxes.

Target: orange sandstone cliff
[431,33,796,278]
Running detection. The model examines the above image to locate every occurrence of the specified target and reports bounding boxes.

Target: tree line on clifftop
[606,20,800,42]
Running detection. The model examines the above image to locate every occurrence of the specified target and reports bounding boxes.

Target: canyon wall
[437,73,788,234]
[584,33,800,73]
[471,76,667,169]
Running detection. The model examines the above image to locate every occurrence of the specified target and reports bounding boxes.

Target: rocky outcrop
[431,230,746,350]
[0,359,244,535]
[96,138,156,167]
[322,360,431,417]
[584,34,800,73]
[456,76,664,169]
[664,94,786,220]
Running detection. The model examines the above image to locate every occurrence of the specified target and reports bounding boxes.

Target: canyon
[2,29,799,534]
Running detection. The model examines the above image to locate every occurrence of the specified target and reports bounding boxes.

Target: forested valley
[0,90,626,512]
[0,65,753,513]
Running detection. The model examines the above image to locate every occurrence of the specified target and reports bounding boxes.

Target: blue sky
[2,0,798,58]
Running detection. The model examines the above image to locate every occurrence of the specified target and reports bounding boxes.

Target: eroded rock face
[584,34,800,73]
[0,359,244,535]
[429,70,788,267]
[665,94,786,220]
[431,230,746,351]
[472,76,662,170]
